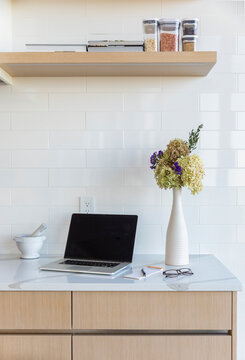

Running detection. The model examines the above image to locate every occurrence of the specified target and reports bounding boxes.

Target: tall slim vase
[165,188,189,266]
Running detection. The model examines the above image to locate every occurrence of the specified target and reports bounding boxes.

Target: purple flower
[150,152,157,165]
[149,150,164,170]
[172,161,182,175]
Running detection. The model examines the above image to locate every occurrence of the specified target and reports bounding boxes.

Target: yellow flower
[178,154,205,195]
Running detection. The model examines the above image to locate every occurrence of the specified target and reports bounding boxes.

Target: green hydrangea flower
[154,163,182,190]
[178,154,205,195]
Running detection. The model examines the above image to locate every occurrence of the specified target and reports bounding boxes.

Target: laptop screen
[64,214,138,262]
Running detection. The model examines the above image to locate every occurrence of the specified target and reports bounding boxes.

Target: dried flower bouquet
[150,125,205,195]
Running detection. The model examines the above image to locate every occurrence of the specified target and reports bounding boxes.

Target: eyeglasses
[163,268,194,278]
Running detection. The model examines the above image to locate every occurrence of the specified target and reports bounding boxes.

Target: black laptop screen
[64,214,138,262]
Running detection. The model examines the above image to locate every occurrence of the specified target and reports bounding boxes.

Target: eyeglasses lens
[179,268,193,276]
[163,268,193,278]
[164,270,178,278]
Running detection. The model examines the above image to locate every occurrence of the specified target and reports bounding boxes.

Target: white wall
[1,0,245,357]
[0,0,12,51]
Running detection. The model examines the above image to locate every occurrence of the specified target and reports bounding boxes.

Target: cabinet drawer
[0,336,71,360]
[0,291,71,329]
[73,291,231,330]
[73,335,231,360]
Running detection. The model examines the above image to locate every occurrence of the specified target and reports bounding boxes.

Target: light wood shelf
[0,51,217,84]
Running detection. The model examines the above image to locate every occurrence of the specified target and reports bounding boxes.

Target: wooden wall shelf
[0,51,217,84]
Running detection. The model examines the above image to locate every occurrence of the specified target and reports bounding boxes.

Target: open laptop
[40,213,138,276]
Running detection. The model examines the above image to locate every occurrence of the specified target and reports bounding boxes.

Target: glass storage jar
[182,35,198,51]
[159,18,180,52]
[181,19,199,36]
[143,18,158,52]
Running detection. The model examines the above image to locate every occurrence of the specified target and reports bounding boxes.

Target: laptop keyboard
[60,260,120,268]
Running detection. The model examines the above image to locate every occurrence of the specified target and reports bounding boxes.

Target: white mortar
[14,235,46,259]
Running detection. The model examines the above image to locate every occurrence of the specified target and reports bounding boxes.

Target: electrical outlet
[79,196,95,214]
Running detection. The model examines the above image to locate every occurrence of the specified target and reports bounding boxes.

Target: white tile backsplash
[200,131,245,149]
[124,94,163,112]
[0,151,11,168]
[0,188,11,206]
[86,77,162,93]
[50,131,123,149]
[0,131,49,149]
[49,94,123,112]
[200,94,220,111]
[198,149,237,168]
[12,150,86,168]
[0,169,49,187]
[11,111,85,130]
[12,77,86,93]
[12,188,51,206]
[2,0,245,357]
[237,112,245,130]
[0,94,48,111]
[124,131,169,149]
[49,169,93,187]
[86,112,124,130]
[0,112,11,129]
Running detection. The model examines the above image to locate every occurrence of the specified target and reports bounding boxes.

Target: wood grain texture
[73,291,232,330]
[0,292,71,329]
[0,335,71,360]
[73,335,231,360]
[232,292,237,360]
[0,51,217,77]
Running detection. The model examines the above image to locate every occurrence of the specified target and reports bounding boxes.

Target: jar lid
[159,18,180,25]
[182,18,199,24]
[143,18,159,24]
[182,35,198,38]
[182,35,198,41]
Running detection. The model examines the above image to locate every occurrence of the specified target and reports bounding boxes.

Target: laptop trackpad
[70,266,91,271]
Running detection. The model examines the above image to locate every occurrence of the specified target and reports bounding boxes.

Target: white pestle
[30,223,48,237]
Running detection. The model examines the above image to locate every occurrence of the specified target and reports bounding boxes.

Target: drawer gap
[0,330,230,335]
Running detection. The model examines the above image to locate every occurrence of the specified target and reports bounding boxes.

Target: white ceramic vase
[165,188,189,266]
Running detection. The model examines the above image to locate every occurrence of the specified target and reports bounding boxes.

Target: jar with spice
[182,35,198,51]
[143,18,158,52]
[159,18,180,52]
[181,19,199,36]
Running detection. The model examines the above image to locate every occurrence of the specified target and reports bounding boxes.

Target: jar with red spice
[159,18,180,52]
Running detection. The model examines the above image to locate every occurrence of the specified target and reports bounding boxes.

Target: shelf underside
[0,52,217,83]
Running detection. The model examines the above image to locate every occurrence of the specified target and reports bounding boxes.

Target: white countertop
[0,254,241,292]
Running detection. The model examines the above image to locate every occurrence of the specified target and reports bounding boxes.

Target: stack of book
[25,44,87,52]
[25,41,144,53]
[87,40,144,52]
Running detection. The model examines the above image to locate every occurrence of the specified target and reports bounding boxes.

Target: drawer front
[73,335,231,360]
[0,335,71,360]
[0,291,71,329]
[73,291,231,330]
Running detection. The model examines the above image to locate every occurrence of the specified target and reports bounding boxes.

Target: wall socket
[79,196,95,214]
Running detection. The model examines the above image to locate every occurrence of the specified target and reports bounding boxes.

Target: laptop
[40,213,138,276]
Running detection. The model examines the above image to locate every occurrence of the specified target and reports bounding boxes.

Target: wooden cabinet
[0,291,237,360]
[0,335,71,360]
[73,291,232,330]
[0,291,71,329]
[73,335,231,360]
